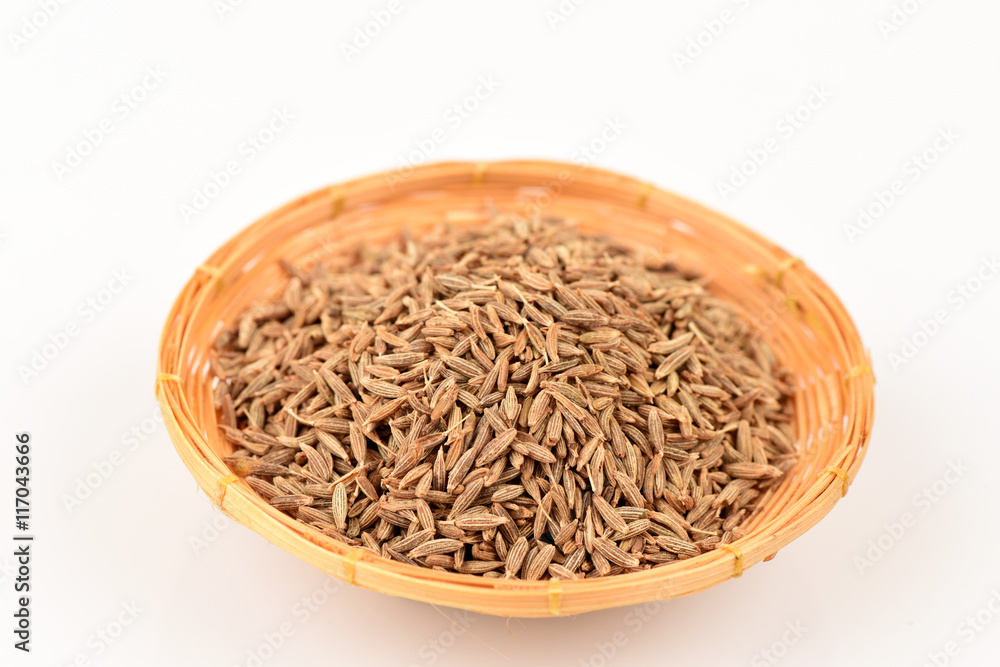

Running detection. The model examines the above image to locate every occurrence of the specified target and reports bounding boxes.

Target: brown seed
[648,332,694,355]
[331,484,348,530]
[654,347,693,379]
[409,539,464,558]
[348,423,367,464]
[593,537,641,568]
[524,543,557,581]
[458,560,504,574]
[509,432,557,464]
[270,494,313,512]
[592,495,628,534]
[361,378,405,399]
[475,428,518,467]
[299,443,331,482]
[375,352,427,368]
[490,484,524,503]
[450,477,485,518]
[723,462,784,480]
[648,408,664,454]
[216,214,796,580]
[394,528,434,553]
[453,514,509,531]
[655,535,701,557]
[505,536,529,578]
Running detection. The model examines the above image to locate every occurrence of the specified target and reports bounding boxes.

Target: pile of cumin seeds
[212,213,797,580]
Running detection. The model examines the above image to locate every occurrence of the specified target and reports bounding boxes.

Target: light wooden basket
[156,160,874,617]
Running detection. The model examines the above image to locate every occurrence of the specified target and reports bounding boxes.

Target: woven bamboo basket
[156,160,874,618]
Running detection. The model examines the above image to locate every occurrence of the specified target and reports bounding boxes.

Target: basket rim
[156,159,875,617]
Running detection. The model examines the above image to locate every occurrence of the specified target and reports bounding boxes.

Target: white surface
[2,1,999,665]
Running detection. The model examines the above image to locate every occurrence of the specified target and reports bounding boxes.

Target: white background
[2,1,999,665]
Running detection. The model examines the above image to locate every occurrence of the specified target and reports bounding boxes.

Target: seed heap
[213,213,796,580]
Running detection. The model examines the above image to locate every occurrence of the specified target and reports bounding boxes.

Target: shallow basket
[156,160,874,617]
